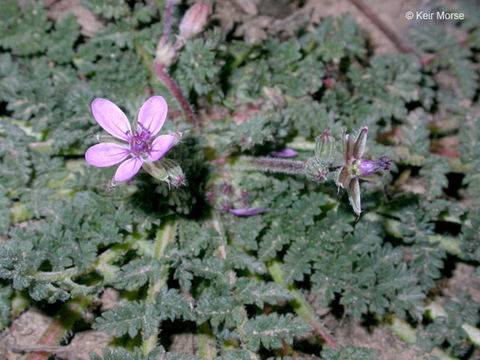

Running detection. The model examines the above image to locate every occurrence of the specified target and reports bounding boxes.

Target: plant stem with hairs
[153,62,198,130]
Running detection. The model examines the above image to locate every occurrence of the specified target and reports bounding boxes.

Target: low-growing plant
[0,1,479,359]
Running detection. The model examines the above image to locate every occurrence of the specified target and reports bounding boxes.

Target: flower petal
[137,96,168,137]
[353,126,368,159]
[91,98,131,141]
[114,157,143,182]
[148,135,176,162]
[85,143,130,167]
[229,208,270,216]
[270,148,298,158]
[336,166,351,189]
[347,177,361,216]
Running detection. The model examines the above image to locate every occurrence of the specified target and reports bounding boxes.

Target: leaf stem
[267,261,338,350]
[142,220,177,356]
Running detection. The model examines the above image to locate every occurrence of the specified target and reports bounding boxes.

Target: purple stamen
[128,130,150,155]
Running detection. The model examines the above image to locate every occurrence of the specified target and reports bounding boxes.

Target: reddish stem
[25,297,90,360]
[160,1,174,46]
[25,319,64,360]
[153,62,199,130]
[348,0,421,58]
[309,316,338,350]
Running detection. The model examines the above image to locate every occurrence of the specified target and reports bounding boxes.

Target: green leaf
[243,313,312,351]
[94,301,159,340]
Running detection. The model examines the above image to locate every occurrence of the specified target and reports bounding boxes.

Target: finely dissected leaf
[242,313,312,351]
[196,295,237,327]
[175,30,224,97]
[0,283,12,331]
[215,349,252,360]
[46,14,80,64]
[281,237,316,286]
[419,157,449,200]
[93,301,159,339]
[0,1,479,358]
[410,23,479,99]
[320,346,380,360]
[417,297,479,357]
[113,257,162,291]
[399,109,431,161]
[155,287,195,321]
[233,278,292,308]
[0,2,51,56]
[91,347,199,360]
[81,0,129,20]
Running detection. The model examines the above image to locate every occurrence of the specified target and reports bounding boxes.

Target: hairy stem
[267,261,338,350]
[228,156,305,175]
[160,0,174,46]
[153,62,198,130]
[348,0,420,57]
[142,220,177,356]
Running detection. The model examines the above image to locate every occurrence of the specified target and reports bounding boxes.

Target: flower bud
[304,157,329,183]
[314,131,335,162]
[179,2,209,41]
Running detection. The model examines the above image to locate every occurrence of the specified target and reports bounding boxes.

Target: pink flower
[85,96,176,182]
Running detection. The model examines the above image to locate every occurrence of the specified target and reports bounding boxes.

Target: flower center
[128,129,150,155]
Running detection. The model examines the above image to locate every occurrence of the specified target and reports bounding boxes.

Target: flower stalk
[153,62,198,130]
[227,156,305,175]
